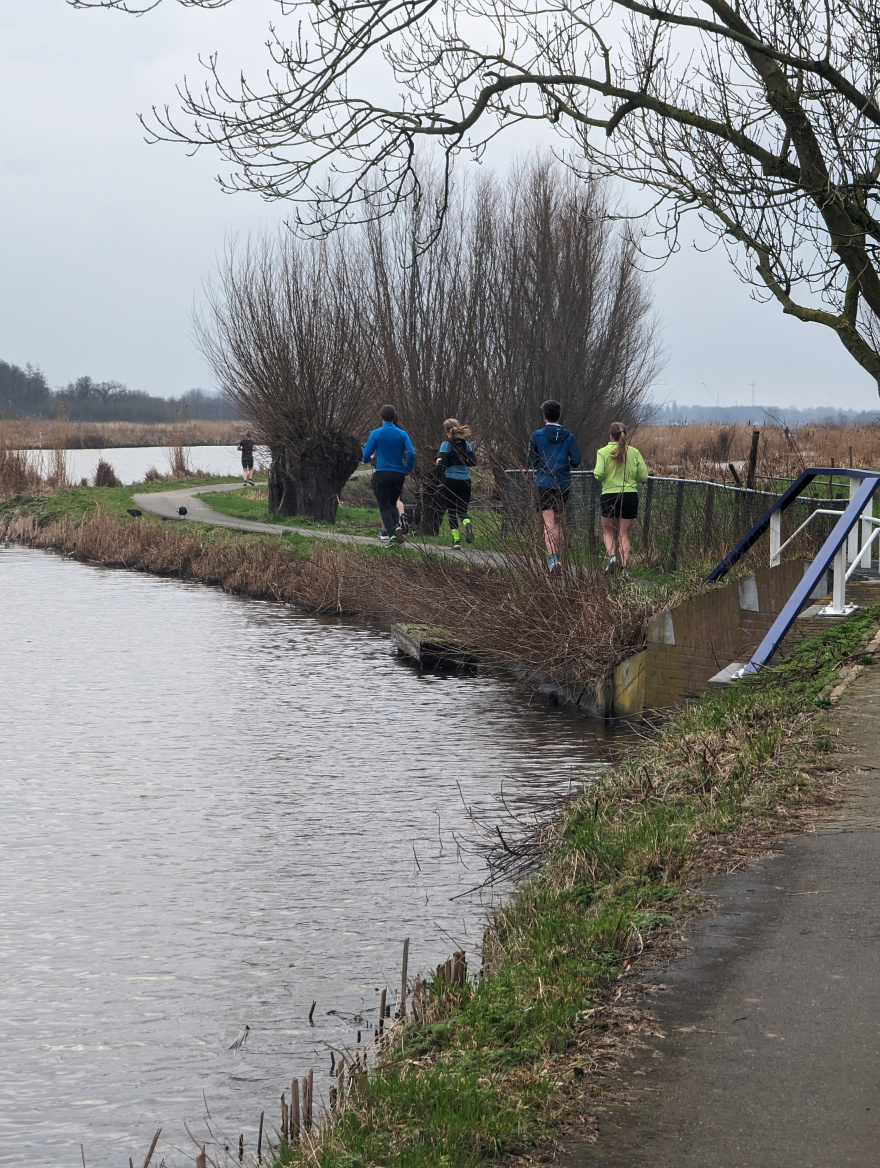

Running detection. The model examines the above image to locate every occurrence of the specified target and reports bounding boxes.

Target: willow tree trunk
[412,464,447,536]
[268,430,361,523]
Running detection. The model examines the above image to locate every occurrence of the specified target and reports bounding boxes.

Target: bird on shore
[178,506,188,518]
[127,508,142,518]
[229,1024,250,1051]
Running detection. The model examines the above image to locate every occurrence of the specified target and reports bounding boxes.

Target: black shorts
[600,492,639,520]
[241,457,254,469]
[538,486,569,513]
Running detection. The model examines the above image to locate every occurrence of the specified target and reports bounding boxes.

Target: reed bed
[4,419,242,450]
[637,420,880,483]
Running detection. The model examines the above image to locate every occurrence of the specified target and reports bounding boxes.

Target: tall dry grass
[1,508,675,691]
[0,426,43,498]
[4,419,243,450]
[636,420,880,482]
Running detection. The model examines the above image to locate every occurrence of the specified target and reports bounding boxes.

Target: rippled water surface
[0,547,616,1166]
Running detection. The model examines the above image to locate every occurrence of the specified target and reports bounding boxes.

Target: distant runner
[593,421,649,578]
[362,406,415,547]
[436,418,476,551]
[528,400,582,572]
[237,432,257,485]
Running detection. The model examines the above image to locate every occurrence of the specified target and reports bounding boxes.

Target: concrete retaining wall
[611,560,825,717]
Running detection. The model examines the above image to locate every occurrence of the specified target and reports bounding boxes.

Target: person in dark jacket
[362,405,416,547]
[528,400,582,571]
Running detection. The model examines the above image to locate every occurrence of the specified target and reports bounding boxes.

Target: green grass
[198,488,506,548]
[269,605,880,1167]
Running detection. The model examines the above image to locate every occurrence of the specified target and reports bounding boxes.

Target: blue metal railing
[706,468,880,673]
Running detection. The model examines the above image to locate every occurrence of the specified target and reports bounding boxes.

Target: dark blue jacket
[363,422,415,474]
[528,424,582,489]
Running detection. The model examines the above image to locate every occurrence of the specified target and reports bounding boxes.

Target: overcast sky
[1,0,878,411]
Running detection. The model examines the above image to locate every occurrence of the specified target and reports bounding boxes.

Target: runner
[528,400,582,572]
[593,421,649,578]
[237,431,257,485]
[436,418,476,550]
[362,406,415,547]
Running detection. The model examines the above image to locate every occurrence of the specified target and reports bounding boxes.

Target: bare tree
[362,176,497,531]
[360,160,660,530]
[197,235,369,522]
[74,0,880,391]
[486,160,660,465]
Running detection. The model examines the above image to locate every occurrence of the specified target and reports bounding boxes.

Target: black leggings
[372,471,406,537]
[443,478,471,528]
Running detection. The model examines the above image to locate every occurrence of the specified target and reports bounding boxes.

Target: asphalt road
[561,666,880,1168]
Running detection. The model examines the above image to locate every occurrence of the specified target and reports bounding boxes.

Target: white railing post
[820,543,855,615]
[769,510,782,567]
[861,498,875,572]
[848,477,860,564]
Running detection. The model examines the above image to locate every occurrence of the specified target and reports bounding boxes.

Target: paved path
[131,482,492,563]
[561,665,880,1167]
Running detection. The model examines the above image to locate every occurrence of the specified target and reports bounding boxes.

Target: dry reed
[636,420,880,482]
[4,419,242,450]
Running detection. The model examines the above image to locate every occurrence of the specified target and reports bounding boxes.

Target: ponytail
[609,422,628,467]
[444,418,472,441]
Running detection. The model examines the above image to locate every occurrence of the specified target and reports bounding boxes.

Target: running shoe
[451,541,463,551]
[399,511,410,535]
[379,530,390,543]
[394,526,405,544]
[604,555,618,574]
[385,535,400,548]
[548,555,560,573]
[463,519,474,543]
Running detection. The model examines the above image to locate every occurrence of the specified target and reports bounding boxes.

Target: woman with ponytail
[593,422,649,576]
[436,418,477,549]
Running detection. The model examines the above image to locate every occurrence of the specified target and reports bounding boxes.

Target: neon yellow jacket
[593,442,649,494]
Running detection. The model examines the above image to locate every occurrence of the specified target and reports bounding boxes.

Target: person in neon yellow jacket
[593,422,649,575]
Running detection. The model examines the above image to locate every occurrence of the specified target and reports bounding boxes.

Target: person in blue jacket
[362,405,416,547]
[528,399,582,571]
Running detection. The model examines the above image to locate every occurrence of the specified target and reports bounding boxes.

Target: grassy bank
[0,485,671,693]
[265,608,879,1167]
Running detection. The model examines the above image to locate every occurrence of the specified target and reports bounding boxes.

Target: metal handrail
[706,469,880,673]
[845,524,880,582]
[706,467,876,585]
[772,508,843,562]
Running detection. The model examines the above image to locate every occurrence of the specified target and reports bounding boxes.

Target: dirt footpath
[561,667,880,1168]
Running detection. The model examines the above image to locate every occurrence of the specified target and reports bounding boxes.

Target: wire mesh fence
[503,471,848,573]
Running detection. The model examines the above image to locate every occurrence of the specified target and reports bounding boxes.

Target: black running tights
[372,471,406,538]
[443,478,471,528]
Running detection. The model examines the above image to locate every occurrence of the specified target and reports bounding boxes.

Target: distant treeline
[0,359,238,422]
[654,402,880,426]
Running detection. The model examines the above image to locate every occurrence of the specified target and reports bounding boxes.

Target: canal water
[0,546,615,1167]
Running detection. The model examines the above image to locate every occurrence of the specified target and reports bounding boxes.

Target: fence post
[746,429,760,490]
[668,479,685,573]
[641,476,654,547]
[701,483,715,553]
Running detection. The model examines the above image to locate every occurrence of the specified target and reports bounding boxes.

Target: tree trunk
[268,428,361,524]
[412,465,447,536]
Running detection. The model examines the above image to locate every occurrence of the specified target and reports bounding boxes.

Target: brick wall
[614,559,811,714]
